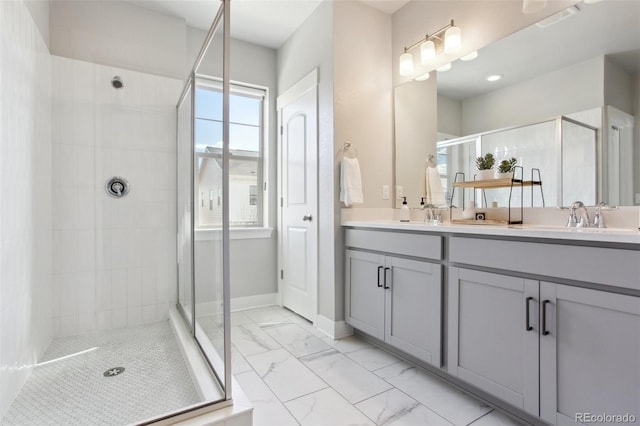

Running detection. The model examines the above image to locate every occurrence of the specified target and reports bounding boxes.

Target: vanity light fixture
[522,0,547,14]
[437,63,452,72]
[399,51,415,77]
[583,0,602,3]
[460,51,478,61]
[414,72,430,81]
[487,74,503,82]
[399,19,461,77]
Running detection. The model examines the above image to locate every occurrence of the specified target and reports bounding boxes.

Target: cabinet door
[448,268,539,416]
[384,256,442,366]
[345,249,385,339]
[540,283,640,425]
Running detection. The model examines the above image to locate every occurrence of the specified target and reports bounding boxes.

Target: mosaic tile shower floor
[1,321,201,426]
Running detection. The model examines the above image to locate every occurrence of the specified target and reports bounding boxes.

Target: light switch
[396,186,404,198]
[382,185,390,200]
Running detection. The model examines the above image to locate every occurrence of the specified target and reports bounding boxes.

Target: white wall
[278,1,337,321]
[0,0,52,417]
[51,56,182,336]
[462,56,605,135]
[50,0,187,79]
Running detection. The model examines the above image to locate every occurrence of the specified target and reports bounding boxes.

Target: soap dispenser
[462,201,476,220]
[400,197,410,222]
[420,197,426,210]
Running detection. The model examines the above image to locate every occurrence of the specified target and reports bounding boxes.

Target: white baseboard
[315,314,354,340]
[193,293,279,317]
[231,293,278,312]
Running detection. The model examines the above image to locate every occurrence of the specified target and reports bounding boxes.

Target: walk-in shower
[0,0,234,424]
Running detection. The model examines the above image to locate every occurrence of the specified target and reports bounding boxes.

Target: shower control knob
[105,176,130,198]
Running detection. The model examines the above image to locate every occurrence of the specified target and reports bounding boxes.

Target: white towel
[425,166,446,206]
[340,157,364,207]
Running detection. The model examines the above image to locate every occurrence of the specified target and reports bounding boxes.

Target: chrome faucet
[593,202,607,228]
[567,201,590,227]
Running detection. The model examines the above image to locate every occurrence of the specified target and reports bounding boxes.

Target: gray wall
[462,56,605,135]
[277,1,337,320]
[604,57,634,116]
[188,27,279,298]
[24,0,49,47]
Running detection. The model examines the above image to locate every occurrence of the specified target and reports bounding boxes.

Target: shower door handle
[302,215,313,222]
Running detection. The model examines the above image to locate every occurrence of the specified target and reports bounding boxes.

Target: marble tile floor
[201,306,526,426]
[0,321,201,426]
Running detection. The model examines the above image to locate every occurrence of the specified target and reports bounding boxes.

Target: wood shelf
[452,178,543,189]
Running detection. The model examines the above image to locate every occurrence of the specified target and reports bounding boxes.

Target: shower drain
[103,367,125,377]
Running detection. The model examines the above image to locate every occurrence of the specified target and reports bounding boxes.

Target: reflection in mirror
[395,0,640,207]
[440,115,597,209]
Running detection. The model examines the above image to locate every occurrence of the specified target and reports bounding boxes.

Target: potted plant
[475,153,495,180]
[497,157,517,179]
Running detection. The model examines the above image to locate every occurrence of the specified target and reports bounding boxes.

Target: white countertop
[342,220,640,245]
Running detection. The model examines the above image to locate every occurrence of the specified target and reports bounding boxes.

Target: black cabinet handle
[525,297,533,331]
[383,267,391,289]
[542,300,550,335]
[377,266,383,288]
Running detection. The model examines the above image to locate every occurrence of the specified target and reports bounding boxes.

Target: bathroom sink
[520,224,637,234]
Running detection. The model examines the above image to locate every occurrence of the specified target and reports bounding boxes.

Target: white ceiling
[131,0,408,49]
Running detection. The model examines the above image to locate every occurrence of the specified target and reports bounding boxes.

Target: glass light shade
[460,51,478,61]
[437,63,452,72]
[415,72,430,81]
[522,0,547,14]
[420,40,436,65]
[583,0,602,3]
[444,26,462,54]
[399,52,414,77]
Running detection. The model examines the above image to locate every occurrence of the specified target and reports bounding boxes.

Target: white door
[277,70,318,321]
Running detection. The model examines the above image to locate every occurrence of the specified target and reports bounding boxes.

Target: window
[194,81,266,228]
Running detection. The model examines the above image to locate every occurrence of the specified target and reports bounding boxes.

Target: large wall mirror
[394,0,640,208]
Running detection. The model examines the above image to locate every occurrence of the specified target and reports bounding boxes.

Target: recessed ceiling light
[460,51,478,61]
[437,63,452,72]
[414,72,430,81]
[487,74,503,82]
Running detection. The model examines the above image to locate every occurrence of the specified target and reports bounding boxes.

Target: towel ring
[343,142,358,159]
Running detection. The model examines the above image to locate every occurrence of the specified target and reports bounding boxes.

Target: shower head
[111,76,123,89]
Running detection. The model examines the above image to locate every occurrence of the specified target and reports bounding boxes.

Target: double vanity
[343,218,640,425]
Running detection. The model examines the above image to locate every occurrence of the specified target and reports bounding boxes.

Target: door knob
[302,215,313,222]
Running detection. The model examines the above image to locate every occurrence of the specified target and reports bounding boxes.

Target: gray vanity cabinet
[344,249,386,340]
[539,283,640,425]
[448,267,540,416]
[344,229,443,367]
[449,267,640,424]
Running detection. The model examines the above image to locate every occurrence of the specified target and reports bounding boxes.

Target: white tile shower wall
[51,56,182,337]
[0,0,52,418]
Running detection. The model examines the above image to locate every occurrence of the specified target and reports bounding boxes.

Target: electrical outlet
[635,193,640,204]
[396,186,404,198]
[382,185,390,200]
